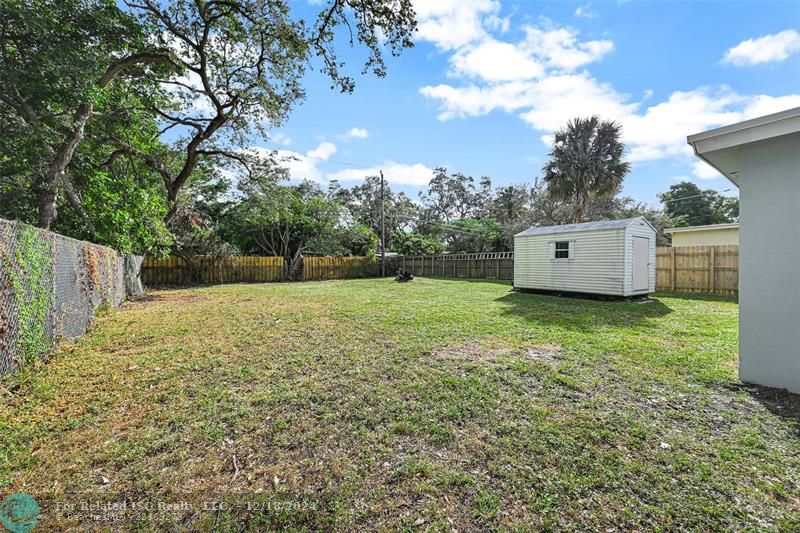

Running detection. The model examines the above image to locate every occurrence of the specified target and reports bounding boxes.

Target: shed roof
[515,217,651,237]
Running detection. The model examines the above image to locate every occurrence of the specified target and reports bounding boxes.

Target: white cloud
[518,73,635,132]
[424,78,800,167]
[271,132,292,146]
[268,141,337,183]
[416,4,800,177]
[275,150,323,182]
[575,3,597,19]
[723,29,800,66]
[485,14,511,33]
[307,141,337,160]
[741,94,800,118]
[521,24,613,71]
[344,127,369,139]
[621,87,744,162]
[328,162,435,186]
[413,0,500,51]
[161,72,216,116]
[450,38,545,81]
[445,23,613,83]
[421,73,635,128]
[267,142,433,186]
[693,161,722,180]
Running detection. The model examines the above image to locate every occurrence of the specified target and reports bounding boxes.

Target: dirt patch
[430,339,560,364]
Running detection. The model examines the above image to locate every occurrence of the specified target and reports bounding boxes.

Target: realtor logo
[0,494,40,533]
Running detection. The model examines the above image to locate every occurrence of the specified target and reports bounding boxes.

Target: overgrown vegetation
[1,225,54,367]
[1,279,797,529]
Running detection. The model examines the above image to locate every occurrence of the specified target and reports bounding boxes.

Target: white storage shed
[513,217,656,297]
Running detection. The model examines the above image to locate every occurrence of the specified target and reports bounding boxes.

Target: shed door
[632,236,650,292]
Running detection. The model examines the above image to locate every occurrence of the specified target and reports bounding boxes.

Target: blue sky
[263,0,800,205]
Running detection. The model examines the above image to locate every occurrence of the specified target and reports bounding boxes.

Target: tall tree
[2,0,416,233]
[228,180,346,279]
[492,185,532,225]
[0,0,172,229]
[542,116,630,223]
[419,167,483,222]
[115,0,416,224]
[658,181,739,226]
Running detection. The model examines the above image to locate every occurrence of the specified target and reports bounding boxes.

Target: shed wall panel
[513,228,626,295]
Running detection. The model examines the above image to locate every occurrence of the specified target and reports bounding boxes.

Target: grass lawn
[2,278,799,530]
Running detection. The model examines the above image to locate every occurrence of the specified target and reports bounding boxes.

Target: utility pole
[380,170,386,277]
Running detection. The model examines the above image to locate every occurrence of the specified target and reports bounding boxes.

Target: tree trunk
[37,103,93,228]
[61,172,96,239]
[164,186,180,225]
[36,53,177,229]
[573,190,585,224]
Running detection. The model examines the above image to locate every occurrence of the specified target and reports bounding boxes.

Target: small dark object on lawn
[395,269,414,282]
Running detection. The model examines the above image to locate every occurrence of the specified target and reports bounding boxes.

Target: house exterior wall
[670,227,739,246]
[623,222,657,296]
[513,228,626,295]
[738,133,800,393]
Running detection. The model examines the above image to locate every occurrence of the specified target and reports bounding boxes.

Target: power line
[659,188,736,204]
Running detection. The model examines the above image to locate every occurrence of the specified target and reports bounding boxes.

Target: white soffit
[687,107,800,186]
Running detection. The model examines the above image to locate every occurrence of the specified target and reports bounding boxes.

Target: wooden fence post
[709,246,716,293]
[671,247,676,291]
[496,257,500,279]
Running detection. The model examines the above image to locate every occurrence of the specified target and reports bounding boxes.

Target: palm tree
[542,116,630,223]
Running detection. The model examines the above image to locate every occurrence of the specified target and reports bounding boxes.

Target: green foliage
[331,176,419,239]
[1,224,54,368]
[390,231,444,255]
[659,181,739,227]
[542,116,631,223]
[0,0,174,253]
[1,0,417,254]
[55,168,172,255]
[336,224,380,257]
[221,180,353,277]
[419,167,492,223]
[441,218,506,253]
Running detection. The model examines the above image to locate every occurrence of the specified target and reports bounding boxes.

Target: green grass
[2,278,799,530]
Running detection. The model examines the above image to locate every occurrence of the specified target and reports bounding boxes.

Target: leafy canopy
[542,116,630,223]
[658,181,739,227]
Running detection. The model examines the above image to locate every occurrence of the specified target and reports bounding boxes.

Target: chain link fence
[0,217,143,374]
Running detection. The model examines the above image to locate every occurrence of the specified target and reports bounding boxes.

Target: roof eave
[687,107,800,188]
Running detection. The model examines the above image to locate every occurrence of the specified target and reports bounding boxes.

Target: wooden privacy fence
[385,252,514,280]
[656,245,738,295]
[142,255,378,285]
[302,256,378,280]
[142,247,738,294]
